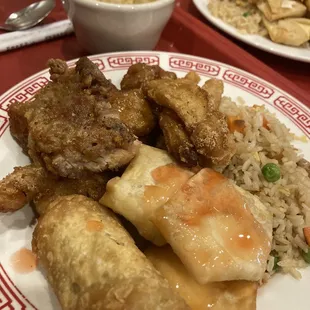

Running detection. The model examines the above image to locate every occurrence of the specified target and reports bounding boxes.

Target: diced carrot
[227,116,245,134]
[262,115,270,130]
[303,227,310,245]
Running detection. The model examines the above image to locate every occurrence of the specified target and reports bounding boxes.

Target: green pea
[262,163,281,182]
[302,248,310,264]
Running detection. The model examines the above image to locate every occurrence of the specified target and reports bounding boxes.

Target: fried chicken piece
[8,101,32,150]
[8,57,139,178]
[109,89,155,137]
[0,165,49,212]
[49,57,118,98]
[120,63,177,90]
[155,134,167,150]
[184,71,201,84]
[191,111,236,166]
[202,78,224,110]
[159,109,198,166]
[144,79,235,167]
[145,79,214,131]
[0,164,110,213]
[34,172,110,216]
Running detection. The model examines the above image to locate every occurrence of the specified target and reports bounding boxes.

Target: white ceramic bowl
[62,0,175,53]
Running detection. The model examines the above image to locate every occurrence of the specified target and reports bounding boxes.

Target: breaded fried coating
[191,111,236,166]
[109,89,155,137]
[144,78,235,167]
[202,78,224,110]
[8,101,32,150]
[0,164,110,213]
[32,195,190,310]
[34,172,110,216]
[184,71,201,84]
[8,57,139,178]
[120,63,177,90]
[145,79,213,131]
[49,57,118,97]
[0,165,48,212]
[159,109,198,167]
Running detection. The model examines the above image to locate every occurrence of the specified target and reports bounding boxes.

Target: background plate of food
[0,51,310,310]
[193,0,310,63]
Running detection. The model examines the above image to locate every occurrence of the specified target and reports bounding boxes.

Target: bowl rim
[70,0,175,11]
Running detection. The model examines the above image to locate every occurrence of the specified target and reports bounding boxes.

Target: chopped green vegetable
[242,11,251,17]
[302,248,310,264]
[262,163,281,182]
[269,250,281,272]
[273,256,281,272]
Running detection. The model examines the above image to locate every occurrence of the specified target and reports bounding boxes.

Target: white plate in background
[193,0,310,63]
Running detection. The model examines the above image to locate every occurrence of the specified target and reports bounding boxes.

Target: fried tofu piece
[263,17,310,46]
[146,246,258,310]
[257,0,306,22]
[32,195,190,310]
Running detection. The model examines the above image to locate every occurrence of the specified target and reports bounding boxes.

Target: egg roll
[153,168,272,284]
[100,145,194,245]
[146,246,258,310]
[32,195,189,310]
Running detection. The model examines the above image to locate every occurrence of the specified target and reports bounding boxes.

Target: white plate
[193,0,310,63]
[0,51,310,310]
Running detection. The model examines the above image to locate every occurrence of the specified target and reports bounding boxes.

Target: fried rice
[219,97,310,280]
[208,0,267,36]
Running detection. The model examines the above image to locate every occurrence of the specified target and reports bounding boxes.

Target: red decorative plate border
[0,52,309,309]
[0,264,37,310]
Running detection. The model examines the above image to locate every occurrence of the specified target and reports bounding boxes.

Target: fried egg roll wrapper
[101,145,194,245]
[146,246,257,310]
[32,195,189,310]
[153,168,272,283]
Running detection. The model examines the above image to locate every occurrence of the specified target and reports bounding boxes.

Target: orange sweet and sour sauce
[178,169,269,261]
[143,163,193,209]
[86,220,104,232]
[10,248,37,274]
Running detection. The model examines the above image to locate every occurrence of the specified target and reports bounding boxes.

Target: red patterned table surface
[177,0,310,95]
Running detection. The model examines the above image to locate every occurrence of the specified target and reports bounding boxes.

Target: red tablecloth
[0,0,86,95]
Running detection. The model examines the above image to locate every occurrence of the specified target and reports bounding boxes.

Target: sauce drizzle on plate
[10,248,37,274]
